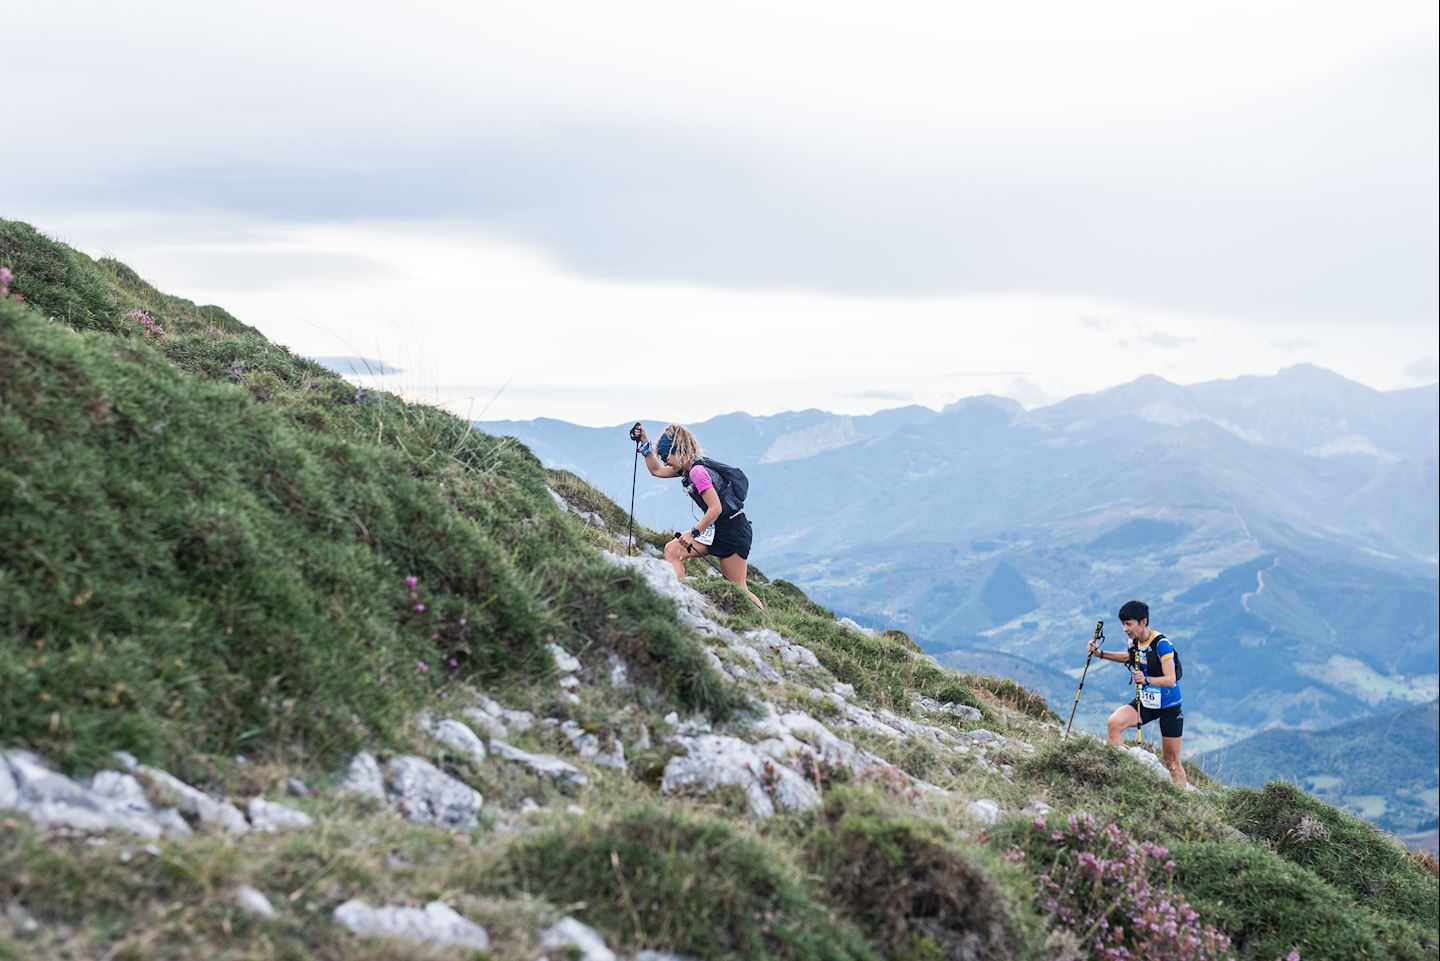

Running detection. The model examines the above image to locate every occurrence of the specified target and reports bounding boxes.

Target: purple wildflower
[405,575,418,588]
[414,603,426,613]
[415,660,429,674]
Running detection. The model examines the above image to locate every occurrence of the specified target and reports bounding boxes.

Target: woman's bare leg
[718,554,765,610]
[663,538,690,579]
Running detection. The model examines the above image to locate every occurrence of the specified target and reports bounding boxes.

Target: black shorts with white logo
[708,515,752,560]
[1129,700,1184,738]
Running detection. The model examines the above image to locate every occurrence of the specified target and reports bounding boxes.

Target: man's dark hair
[1118,600,1150,623]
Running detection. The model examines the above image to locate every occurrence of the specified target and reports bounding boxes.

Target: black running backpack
[683,457,749,520]
[1132,633,1182,681]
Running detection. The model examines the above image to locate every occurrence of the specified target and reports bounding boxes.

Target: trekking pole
[627,449,639,556]
[627,423,643,556]
[1064,620,1104,739]
[1129,645,1144,745]
[674,532,726,577]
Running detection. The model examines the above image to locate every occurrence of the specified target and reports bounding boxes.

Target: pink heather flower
[414,603,426,613]
[429,633,438,641]
[404,575,418,588]
[415,660,429,674]
[448,657,458,668]
[458,617,467,626]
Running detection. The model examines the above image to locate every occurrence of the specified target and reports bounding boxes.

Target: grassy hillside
[2,220,1437,961]
[1198,701,1439,835]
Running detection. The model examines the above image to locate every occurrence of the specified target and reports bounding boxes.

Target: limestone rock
[338,752,386,800]
[744,628,821,669]
[236,885,278,919]
[560,721,626,771]
[247,797,313,832]
[1124,745,1171,780]
[333,899,489,950]
[965,799,1002,825]
[427,717,488,763]
[385,756,483,829]
[0,757,17,809]
[661,734,819,817]
[3,751,176,839]
[964,729,1004,746]
[913,694,983,722]
[539,917,617,961]
[606,652,631,689]
[490,740,588,787]
[837,617,878,638]
[548,643,582,674]
[137,765,250,835]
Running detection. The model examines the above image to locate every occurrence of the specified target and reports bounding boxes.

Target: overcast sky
[5,1,1436,424]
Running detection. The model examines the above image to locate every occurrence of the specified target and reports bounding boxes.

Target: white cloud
[25,211,1431,424]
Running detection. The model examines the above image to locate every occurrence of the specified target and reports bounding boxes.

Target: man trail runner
[1088,599,1187,788]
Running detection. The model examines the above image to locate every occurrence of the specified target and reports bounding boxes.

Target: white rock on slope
[247,797,313,832]
[333,899,489,950]
[134,767,250,835]
[1124,745,1172,781]
[236,885,278,919]
[547,643,582,674]
[965,799,1002,825]
[661,733,819,817]
[3,751,184,839]
[339,751,386,800]
[539,917,618,961]
[385,756,483,829]
[559,721,626,771]
[0,757,17,809]
[423,716,488,763]
[490,739,588,787]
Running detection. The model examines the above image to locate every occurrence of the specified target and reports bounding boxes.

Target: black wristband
[690,528,702,538]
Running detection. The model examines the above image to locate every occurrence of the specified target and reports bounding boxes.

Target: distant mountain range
[478,365,1439,755]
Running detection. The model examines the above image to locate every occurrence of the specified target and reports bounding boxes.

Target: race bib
[1138,687,1162,709]
[695,525,716,546]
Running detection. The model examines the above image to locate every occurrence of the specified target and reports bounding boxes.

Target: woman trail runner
[633,423,764,611]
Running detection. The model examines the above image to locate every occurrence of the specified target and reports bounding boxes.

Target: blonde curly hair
[661,424,703,470]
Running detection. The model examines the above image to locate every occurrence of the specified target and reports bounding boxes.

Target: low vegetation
[2,220,1436,961]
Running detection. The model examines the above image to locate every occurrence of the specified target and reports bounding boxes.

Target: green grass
[0,221,739,777]
[1222,780,1439,928]
[495,804,877,961]
[1170,841,1438,961]
[3,219,1437,961]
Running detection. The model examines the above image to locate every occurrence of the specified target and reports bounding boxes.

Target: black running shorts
[1129,700,1184,738]
[708,515,753,560]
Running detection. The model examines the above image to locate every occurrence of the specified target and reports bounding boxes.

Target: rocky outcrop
[1,750,317,840]
[333,899,489,950]
[490,739,588,787]
[385,756,484,829]
[539,917,618,961]
[661,733,820,817]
